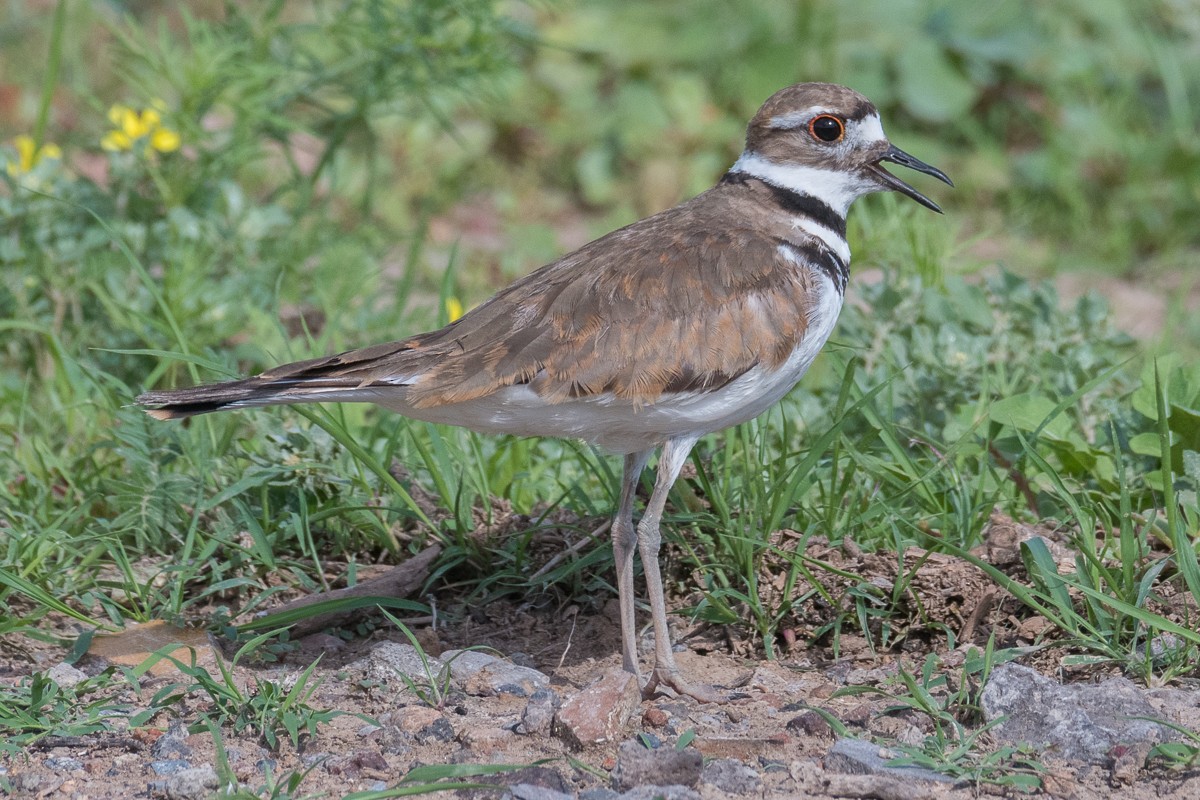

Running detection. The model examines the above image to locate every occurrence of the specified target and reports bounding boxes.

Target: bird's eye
[809,115,844,143]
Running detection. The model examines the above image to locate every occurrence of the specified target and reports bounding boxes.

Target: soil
[3,513,1199,799]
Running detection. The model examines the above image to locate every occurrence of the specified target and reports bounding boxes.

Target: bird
[138,82,951,703]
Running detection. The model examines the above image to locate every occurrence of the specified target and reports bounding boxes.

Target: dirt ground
[3,514,1200,799]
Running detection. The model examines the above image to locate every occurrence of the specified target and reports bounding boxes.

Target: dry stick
[269,544,441,637]
[529,520,612,582]
[958,587,997,644]
[989,444,1040,515]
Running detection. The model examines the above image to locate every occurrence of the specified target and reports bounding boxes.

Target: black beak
[869,144,954,213]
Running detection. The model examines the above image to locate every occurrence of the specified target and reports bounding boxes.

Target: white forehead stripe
[729,151,875,215]
[853,113,887,145]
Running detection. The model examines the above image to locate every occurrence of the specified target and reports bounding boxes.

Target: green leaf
[988,394,1072,439]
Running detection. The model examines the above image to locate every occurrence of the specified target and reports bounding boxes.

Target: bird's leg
[613,449,652,679]
[636,436,723,704]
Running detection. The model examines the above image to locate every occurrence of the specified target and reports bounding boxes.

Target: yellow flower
[6,134,61,177]
[445,296,464,322]
[101,130,132,152]
[150,127,180,153]
[102,103,181,154]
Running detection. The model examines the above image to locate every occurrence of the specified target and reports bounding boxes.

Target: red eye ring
[809,115,845,143]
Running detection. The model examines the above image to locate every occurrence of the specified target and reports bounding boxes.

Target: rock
[507,783,574,800]
[786,710,831,737]
[825,738,956,784]
[395,706,444,733]
[518,688,558,736]
[642,707,669,728]
[698,758,762,795]
[612,740,703,790]
[554,668,641,748]
[618,787,700,800]
[441,649,550,697]
[46,662,88,689]
[297,632,346,654]
[44,756,84,772]
[579,790,621,800]
[981,663,1169,764]
[350,641,448,685]
[151,723,194,760]
[150,760,192,776]
[414,717,456,744]
[161,765,218,800]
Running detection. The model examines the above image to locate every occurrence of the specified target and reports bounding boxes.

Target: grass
[1,0,1199,796]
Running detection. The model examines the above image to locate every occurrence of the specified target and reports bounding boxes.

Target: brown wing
[208,188,821,411]
[398,193,818,407]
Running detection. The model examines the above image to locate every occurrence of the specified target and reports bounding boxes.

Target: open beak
[868,144,954,213]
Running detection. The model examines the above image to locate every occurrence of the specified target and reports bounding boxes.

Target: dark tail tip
[136,381,261,420]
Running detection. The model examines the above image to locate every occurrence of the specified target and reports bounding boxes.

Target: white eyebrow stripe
[768,106,836,129]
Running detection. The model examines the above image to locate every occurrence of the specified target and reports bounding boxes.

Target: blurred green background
[3,0,1198,298]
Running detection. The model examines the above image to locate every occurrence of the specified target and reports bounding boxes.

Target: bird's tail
[136,375,356,420]
[137,341,425,420]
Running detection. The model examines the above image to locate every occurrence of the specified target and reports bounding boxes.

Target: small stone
[518,688,558,736]
[414,717,456,744]
[150,760,192,776]
[151,730,194,760]
[612,740,703,790]
[786,711,831,737]
[350,641,448,685]
[840,703,872,727]
[554,668,641,748]
[161,765,218,800]
[618,787,701,800]
[396,706,444,733]
[441,649,550,697]
[824,738,956,784]
[370,726,414,757]
[508,783,574,800]
[46,662,88,689]
[462,726,513,750]
[297,632,347,654]
[579,790,621,800]
[509,652,537,668]
[45,756,84,772]
[698,758,762,795]
[1110,741,1154,785]
[642,707,669,728]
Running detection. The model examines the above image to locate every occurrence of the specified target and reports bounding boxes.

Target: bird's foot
[641,665,724,704]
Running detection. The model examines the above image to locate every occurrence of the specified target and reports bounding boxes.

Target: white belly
[375,270,844,453]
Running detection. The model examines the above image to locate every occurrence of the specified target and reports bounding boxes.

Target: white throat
[729,151,875,217]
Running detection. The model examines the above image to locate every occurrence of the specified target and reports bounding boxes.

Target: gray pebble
[699,758,762,795]
[150,760,191,776]
[508,783,575,800]
[414,717,456,744]
[46,663,88,689]
[160,765,218,799]
[612,740,702,791]
[519,688,558,736]
[619,787,700,800]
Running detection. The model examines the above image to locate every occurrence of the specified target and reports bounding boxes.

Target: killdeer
[139,83,951,702]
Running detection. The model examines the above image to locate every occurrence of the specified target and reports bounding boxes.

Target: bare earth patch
[3,513,1200,798]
